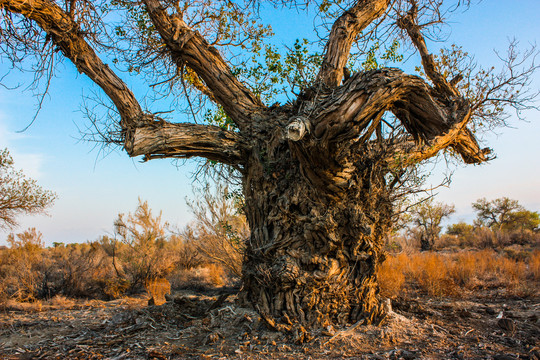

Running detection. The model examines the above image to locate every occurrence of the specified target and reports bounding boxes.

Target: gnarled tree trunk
[240,125,392,328]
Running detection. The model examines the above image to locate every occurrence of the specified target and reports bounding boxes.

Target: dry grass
[145,278,171,305]
[378,249,539,299]
[168,264,229,290]
[48,295,76,309]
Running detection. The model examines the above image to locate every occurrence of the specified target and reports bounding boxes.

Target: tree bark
[239,107,391,331]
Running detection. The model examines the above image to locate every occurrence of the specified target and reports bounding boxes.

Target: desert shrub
[377,253,407,298]
[145,277,171,305]
[186,182,248,278]
[409,253,457,297]
[168,264,229,290]
[112,199,183,292]
[1,228,47,301]
[378,249,539,299]
[48,294,76,309]
[531,250,540,281]
[46,242,118,298]
[101,277,131,299]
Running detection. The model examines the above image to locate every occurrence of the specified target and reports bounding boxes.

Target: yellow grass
[378,249,539,298]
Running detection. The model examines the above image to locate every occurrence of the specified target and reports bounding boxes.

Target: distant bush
[185,182,248,278]
[1,228,47,301]
[378,249,538,299]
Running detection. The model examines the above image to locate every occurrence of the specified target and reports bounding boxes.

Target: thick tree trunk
[239,109,392,331]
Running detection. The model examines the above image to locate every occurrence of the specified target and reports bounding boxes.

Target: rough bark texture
[2,0,495,334]
[240,112,392,330]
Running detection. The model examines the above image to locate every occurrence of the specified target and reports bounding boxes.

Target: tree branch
[0,0,142,126]
[312,69,452,143]
[130,121,245,166]
[396,3,460,98]
[316,0,391,88]
[141,0,264,130]
[306,69,488,164]
[1,0,245,166]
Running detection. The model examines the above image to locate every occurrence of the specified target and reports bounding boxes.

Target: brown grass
[145,278,171,305]
[378,249,539,299]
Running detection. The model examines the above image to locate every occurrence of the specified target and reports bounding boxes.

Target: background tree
[1,0,538,332]
[409,199,455,251]
[472,197,528,230]
[0,148,56,229]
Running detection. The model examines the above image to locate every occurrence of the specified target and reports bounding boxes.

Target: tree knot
[286,116,311,142]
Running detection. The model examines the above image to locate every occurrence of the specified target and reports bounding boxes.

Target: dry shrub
[145,278,171,305]
[447,251,477,288]
[378,253,407,298]
[531,250,540,281]
[169,264,228,290]
[1,228,47,301]
[409,253,457,297]
[48,295,76,309]
[101,278,131,299]
[379,249,538,299]
[47,242,118,298]
[206,263,226,287]
[186,182,248,278]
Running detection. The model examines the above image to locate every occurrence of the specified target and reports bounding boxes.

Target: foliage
[472,197,537,231]
[446,222,474,237]
[360,39,403,71]
[0,149,56,229]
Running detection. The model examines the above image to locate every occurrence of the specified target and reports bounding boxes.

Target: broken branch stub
[286,116,311,142]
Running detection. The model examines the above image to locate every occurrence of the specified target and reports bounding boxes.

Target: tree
[409,199,455,251]
[507,210,540,232]
[1,0,538,331]
[473,197,524,230]
[0,148,56,229]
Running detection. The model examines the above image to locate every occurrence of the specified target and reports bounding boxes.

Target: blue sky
[1,1,539,245]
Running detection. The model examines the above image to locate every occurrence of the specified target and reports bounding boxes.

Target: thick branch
[388,116,490,166]
[130,121,245,165]
[142,0,264,129]
[307,69,487,163]
[317,0,390,88]
[1,0,246,166]
[396,5,459,98]
[312,69,451,143]
[0,0,142,126]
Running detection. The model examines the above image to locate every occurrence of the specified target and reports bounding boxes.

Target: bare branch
[1,0,246,166]
[396,2,459,98]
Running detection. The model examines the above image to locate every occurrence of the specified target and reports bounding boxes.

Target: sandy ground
[0,290,539,359]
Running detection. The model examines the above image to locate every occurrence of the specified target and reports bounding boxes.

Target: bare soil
[0,290,539,359]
